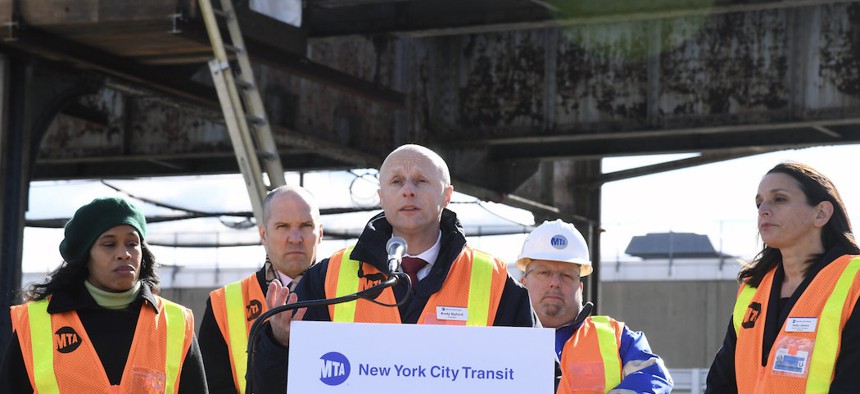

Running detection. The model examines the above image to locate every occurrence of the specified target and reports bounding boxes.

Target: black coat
[251,209,536,393]
[0,282,208,393]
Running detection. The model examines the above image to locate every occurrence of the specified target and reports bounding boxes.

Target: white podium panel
[287,321,555,394]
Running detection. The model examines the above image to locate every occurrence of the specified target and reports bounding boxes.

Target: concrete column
[0,60,95,352]
[553,159,602,311]
[0,56,28,352]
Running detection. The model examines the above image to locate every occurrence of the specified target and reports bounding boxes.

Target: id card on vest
[772,336,813,377]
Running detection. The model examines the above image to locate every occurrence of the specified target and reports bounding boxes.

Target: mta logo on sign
[54,326,82,354]
[319,352,351,386]
[550,235,568,250]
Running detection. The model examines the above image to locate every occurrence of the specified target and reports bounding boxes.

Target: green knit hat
[59,197,147,262]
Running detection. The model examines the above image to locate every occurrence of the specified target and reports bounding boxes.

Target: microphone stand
[244,273,410,394]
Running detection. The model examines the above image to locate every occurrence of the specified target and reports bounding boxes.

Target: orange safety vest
[10,295,193,394]
[557,316,624,394]
[325,245,507,325]
[733,255,860,393]
[209,274,267,394]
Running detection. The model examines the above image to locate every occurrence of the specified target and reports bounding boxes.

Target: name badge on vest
[771,336,813,378]
[436,306,468,321]
[785,317,817,333]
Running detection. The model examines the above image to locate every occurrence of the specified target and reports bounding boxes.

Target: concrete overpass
[3,0,860,351]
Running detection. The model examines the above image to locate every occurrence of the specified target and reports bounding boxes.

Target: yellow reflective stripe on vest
[224,281,248,393]
[333,246,360,322]
[591,316,622,391]
[28,299,60,394]
[466,250,492,326]
[733,284,757,335]
[806,257,860,393]
[163,300,187,394]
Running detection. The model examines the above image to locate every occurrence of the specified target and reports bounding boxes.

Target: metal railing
[668,368,708,394]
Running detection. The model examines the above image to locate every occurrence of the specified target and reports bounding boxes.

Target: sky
[600,144,860,263]
[21,143,860,277]
[21,170,534,274]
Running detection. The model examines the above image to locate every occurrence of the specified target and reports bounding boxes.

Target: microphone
[245,251,409,394]
[386,236,407,274]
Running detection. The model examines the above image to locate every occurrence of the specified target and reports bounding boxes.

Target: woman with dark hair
[0,197,207,393]
[706,162,860,393]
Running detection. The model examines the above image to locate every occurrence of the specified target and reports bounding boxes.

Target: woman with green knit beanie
[1,197,208,393]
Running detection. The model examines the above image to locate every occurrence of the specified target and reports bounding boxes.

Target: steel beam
[594,149,784,184]
[306,0,856,38]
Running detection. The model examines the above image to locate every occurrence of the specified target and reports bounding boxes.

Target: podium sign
[287,321,555,394]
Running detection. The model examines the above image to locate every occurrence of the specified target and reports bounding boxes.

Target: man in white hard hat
[518,219,673,394]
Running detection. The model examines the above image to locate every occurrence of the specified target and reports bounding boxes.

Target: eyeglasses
[524,269,580,285]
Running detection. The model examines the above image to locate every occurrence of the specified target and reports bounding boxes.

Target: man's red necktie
[400,257,428,287]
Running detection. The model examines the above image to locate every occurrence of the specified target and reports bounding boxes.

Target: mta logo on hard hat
[550,234,568,249]
[319,351,351,386]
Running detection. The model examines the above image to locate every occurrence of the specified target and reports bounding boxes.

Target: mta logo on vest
[550,235,568,249]
[246,300,263,321]
[319,352,351,386]
[742,302,762,329]
[54,326,82,353]
[361,272,387,289]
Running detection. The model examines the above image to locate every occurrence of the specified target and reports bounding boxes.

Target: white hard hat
[516,219,592,276]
